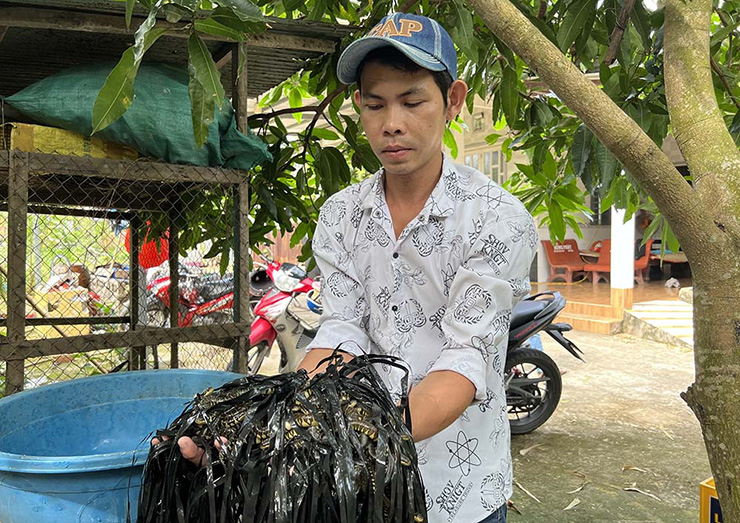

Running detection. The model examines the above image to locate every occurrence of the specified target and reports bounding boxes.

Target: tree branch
[398,0,420,14]
[467,0,716,262]
[304,83,349,139]
[710,56,740,110]
[250,84,348,124]
[537,0,547,20]
[249,105,324,121]
[603,0,637,65]
[665,0,740,242]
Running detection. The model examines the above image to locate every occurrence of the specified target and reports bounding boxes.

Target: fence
[0,150,252,396]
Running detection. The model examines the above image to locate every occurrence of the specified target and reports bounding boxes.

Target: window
[491,151,500,183]
[464,155,472,166]
[473,112,485,131]
[483,152,491,175]
[472,154,480,170]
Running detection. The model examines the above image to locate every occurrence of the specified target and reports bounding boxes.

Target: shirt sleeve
[428,207,538,401]
[304,197,370,357]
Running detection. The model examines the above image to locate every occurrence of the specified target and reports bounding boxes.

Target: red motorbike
[146,264,234,327]
[237,257,320,373]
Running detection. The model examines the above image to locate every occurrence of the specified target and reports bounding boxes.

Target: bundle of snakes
[137,353,427,523]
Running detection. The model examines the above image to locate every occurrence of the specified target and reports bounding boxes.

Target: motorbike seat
[199,278,233,302]
[509,299,550,330]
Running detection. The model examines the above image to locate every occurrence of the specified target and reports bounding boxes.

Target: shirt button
[391,305,398,312]
[392,252,399,259]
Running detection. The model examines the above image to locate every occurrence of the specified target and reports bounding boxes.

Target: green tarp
[4,62,271,170]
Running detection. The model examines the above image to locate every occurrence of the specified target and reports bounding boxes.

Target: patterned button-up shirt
[306,155,538,523]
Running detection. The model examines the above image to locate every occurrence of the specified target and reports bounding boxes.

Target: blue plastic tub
[0,369,242,523]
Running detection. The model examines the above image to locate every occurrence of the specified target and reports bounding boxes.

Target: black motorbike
[505,291,583,434]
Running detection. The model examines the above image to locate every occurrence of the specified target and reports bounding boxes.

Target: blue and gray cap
[337,13,458,84]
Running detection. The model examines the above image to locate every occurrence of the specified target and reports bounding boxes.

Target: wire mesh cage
[0,150,252,396]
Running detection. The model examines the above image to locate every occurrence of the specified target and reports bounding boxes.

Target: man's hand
[296,348,354,377]
[151,435,226,467]
[407,370,476,442]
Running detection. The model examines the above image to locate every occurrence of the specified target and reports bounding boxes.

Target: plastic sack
[4,62,271,170]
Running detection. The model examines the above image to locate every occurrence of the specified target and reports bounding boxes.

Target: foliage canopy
[104,0,740,264]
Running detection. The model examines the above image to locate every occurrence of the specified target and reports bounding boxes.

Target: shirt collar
[360,153,457,219]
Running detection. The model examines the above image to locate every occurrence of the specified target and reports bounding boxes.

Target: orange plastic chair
[542,239,585,283]
[583,239,611,285]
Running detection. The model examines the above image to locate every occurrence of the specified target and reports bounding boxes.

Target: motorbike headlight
[273,269,301,293]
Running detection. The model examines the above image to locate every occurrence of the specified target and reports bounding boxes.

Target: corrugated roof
[0,1,355,99]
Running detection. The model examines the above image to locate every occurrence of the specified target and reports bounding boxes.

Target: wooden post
[168,202,180,369]
[233,42,251,374]
[5,152,28,395]
[129,213,145,370]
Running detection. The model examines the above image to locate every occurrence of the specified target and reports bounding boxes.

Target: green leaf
[194,18,245,41]
[501,65,519,126]
[729,109,740,138]
[571,124,593,177]
[209,7,266,33]
[449,0,477,59]
[631,1,653,52]
[595,141,618,195]
[188,67,216,147]
[548,198,566,241]
[289,88,303,123]
[91,27,167,133]
[291,222,310,247]
[257,184,278,219]
[219,245,231,276]
[443,127,459,159]
[710,20,740,46]
[557,0,597,52]
[187,32,226,109]
[311,128,340,141]
[323,146,351,185]
[125,0,135,28]
[542,150,558,181]
[216,0,264,21]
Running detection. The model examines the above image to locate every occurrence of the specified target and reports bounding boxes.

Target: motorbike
[146,263,274,328]
[242,257,583,434]
[505,291,583,434]
[146,264,234,327]
[237,257,320,374]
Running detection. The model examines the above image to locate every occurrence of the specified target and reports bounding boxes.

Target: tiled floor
[531,277,692,306]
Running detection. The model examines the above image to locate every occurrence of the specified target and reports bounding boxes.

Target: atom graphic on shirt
[446,430,482,476]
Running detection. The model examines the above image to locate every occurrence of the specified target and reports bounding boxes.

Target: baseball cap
[337,13,458,84]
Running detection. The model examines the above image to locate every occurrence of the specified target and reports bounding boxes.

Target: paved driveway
[509,331,709,522]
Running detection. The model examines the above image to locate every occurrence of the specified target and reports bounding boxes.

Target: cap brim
[337,37,446,85]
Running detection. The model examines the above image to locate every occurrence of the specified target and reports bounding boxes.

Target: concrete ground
[509,331,710,522]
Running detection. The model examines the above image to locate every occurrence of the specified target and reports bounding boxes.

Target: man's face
[354,62,450,178]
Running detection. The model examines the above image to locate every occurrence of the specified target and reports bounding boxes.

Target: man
[298,13,538,523]
[163,13,536,522]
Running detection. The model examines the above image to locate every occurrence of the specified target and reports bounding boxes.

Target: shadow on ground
[509,330,709,522]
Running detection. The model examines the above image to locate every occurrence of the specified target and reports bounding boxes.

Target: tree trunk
[469,0,740,518]
[664,0,740,518]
